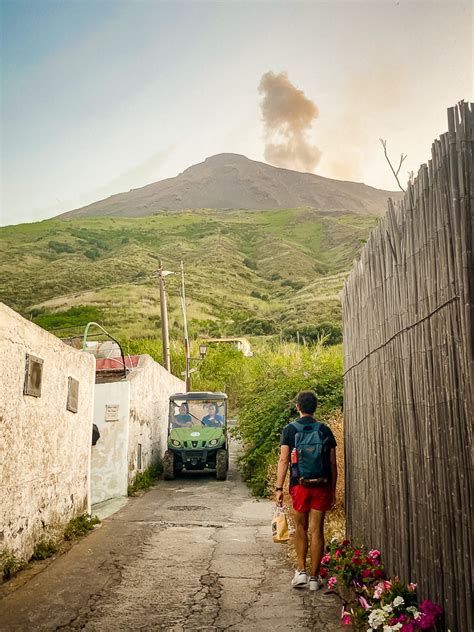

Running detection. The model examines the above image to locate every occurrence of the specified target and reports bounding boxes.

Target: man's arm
[330,448,337,507]
[275,445,290,505]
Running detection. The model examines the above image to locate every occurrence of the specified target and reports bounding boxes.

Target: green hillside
[0,208,377,339]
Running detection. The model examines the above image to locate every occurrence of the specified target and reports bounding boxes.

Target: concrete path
[0,448,345,631]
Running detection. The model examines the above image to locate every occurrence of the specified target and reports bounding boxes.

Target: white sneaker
[308,575,324,591]
[291,570,308,588]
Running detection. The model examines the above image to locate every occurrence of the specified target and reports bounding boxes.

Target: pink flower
[384,580,392,590]
[361,569,372,578]
[335,549,342,559]
[321,554,331,565]
[408,582,417,591]
[320,567,328,578]
[373,581,386,599]
[341,607,352,625]
[358,596,372,610]
[351,557,363,565]
[369,549,381,559]
[415,613,436,629]
[419,600,443,617]
[400,624,414,632]
[391,615,407,624]
[328,576,337,590]
[353,549,361,557]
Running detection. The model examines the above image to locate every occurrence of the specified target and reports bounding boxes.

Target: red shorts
[290,484,333,513]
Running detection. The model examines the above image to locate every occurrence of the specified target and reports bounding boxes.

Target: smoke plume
[258,71,321,172]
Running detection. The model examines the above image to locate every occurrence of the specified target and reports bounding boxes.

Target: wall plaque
[105,404,119,422]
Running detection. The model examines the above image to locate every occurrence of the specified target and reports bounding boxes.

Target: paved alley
[0,447,344,631]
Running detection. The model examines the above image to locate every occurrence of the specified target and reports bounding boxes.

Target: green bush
[1,551,27,580]
[243,257,257,270]
[48,241,75,254]
[193,345,253,412]
[32,305,103,331]
[128,465,161,496]
[236,317,277,336]
[283,322,343,346]
[64,514,100,540]
[84,248,100,260]
[31,539,57,560]
[281,279,304,290]
[122,337,186,378]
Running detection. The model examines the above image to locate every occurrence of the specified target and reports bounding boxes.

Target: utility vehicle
[163,392,229,480]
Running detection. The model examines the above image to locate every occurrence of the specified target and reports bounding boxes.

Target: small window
[137,443,142,471]
[24,354,43,397]
[67,377,79,413]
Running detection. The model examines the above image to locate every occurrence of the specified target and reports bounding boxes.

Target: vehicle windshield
[169,399,226,429]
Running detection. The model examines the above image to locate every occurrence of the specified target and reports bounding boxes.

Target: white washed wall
[90,382,130,505]
[127,355,184,483]
[0,303,95,561]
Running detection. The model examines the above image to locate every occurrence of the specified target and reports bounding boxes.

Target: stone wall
[127,355,185,483]
[0,303,96,561]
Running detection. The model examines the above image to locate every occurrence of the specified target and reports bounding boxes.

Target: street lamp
[199,344,208,359]
[156,262,174,372]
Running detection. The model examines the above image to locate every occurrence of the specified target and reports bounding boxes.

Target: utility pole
[180,260,191,391]
[157,261,171,372]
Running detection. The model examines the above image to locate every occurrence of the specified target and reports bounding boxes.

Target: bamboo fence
[342,102,473,632]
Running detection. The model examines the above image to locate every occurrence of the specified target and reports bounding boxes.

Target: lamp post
[157,261,174,372]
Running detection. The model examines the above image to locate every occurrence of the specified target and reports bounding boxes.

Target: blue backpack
[291,419,331,483]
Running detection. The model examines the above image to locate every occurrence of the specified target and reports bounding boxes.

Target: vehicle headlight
[209,438,219,446]
[171,439,181,447]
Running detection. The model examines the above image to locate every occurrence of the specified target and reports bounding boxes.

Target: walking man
[275,391,337,590]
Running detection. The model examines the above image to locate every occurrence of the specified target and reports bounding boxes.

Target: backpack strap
[291,418,321,432]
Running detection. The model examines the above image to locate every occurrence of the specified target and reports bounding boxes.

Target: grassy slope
[0,208,377,338]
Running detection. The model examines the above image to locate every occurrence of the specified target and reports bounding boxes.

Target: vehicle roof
[169,391,228,401]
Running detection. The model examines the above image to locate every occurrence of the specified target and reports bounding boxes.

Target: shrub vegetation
[233,342,343,496]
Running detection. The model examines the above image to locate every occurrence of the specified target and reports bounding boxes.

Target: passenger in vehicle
[201,403,224,427]
[173,403,193,427]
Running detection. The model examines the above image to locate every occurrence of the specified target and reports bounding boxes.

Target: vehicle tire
[216,449,228,481]
[163,450,175,480]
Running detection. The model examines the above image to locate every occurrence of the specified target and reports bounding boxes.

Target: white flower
[368,609,387,628]
[382,604,393,613]
[407,606,419,617]
[383,625,402,632]
[393,596,405,607]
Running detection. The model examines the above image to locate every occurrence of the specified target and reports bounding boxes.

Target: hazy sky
[1,0,472,225]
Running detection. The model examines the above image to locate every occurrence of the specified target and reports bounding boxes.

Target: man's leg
[293,510,309,571]
[308,509,325,577]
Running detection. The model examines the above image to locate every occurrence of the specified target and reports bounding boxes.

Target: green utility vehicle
[163,392,229,481]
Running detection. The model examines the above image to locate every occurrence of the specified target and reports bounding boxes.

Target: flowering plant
[321,539,442,631]
[320,538,385,588]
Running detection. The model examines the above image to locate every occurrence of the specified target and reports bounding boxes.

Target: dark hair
[296,391,318,414]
